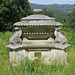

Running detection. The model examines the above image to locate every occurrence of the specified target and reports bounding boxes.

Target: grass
[0,31,75,75]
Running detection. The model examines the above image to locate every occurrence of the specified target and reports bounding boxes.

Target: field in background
[0,30,75,75]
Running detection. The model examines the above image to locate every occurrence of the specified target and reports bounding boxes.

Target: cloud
[29,0,75,4]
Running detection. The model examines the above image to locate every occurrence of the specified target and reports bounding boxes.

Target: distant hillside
[30,3,75,12]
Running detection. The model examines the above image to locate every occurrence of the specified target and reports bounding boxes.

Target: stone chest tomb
[6,9,70,65]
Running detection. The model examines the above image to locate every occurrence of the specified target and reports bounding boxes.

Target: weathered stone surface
[14,9,62,26]
[22,38,54,47]
[9,28,22,45]
[14,21,62,26]
[50,49,67,63]
[9,49,67,64]
[6,44,22,50]
[54,43,70,50]
[9,49,26,63]
[54,28,67,44]
[33,9,43,14]
[6,43,70,50]
[21,14,55,21]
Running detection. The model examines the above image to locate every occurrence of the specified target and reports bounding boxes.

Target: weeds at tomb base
[0,30,75,75]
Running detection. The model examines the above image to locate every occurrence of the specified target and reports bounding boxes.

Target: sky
[28,0,75,5]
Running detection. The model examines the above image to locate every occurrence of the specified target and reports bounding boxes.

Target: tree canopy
[42,8,55,17]
[71,10,75,28]
[71,5,75,28]
[0,0,32,31]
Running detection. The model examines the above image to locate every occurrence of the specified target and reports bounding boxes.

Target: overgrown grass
[0,31,75,75]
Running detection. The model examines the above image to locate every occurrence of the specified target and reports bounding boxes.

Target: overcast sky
[29,0,75,5]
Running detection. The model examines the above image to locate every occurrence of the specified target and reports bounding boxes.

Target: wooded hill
[30,3,75,12]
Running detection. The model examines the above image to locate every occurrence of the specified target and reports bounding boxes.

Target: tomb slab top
[6,43,70,50]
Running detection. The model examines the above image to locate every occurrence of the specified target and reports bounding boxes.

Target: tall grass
[0,31,75,75]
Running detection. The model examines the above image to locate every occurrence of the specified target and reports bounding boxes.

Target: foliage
[71,9,75,28]
[30,3,75,12]
[31,3,75,30]
[55,11,72,24]
[60,22,70,31]
[0,2,75,75]
[0,31,75,75]
[42,8,55,17]
[0,0,32,31]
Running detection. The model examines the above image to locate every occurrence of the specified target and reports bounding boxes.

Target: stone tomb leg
[50,49,67,63]
[9,49,27,63]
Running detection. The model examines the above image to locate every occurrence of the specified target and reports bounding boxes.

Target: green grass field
[0,31,75,75]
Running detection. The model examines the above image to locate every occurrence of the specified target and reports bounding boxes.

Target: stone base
[9,49,67,65]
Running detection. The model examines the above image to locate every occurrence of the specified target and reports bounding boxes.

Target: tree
[48,9,54,17]
[13,0,32,17]
[42,8,55,17]
[0,0,32,31]
[71,4,75,28]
